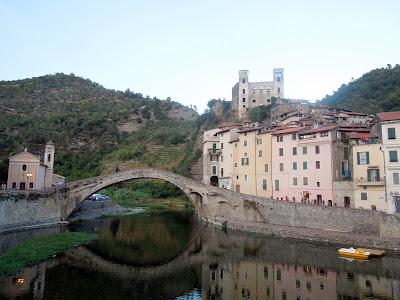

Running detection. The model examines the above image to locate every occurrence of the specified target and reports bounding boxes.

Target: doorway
[344,196,351,208]
[210,176,219,187]
[235,184,240,192]
[19,182,26,190]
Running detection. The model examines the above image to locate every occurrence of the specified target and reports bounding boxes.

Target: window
[210,154,218,161]
[357,152,370,165]
[212,143,217,150]
[306,282,312,292]
[47,154,51,162]
[293,147,297,155]
[256,138,263,145]
[342,162,350,177]
[242,98,245,102]
[316,161,320,169]
[262,179,267,190]
[303,177,308,185]
[22,164,27,171]
[315,145,320,154]
[241,158,249,166]
[293,162,297,170]
[303,161,308,170]
[371,205,377,210]
[282,291,287,300]
[279,148,283,156]
[277,135,283,142]
[221,142,224,149]
[303,147,307,154]
[221,155,224,162]
[275,180,280,191]
[277,268,281,280]
[280,163,284,171]
[259,150,263,157]
[212,166,217,175]
[242,78,245,83]
[293,177,298,186]
[221,168,224,177]
[343,146,349,160]
[317,181,320,187]
[320,131,328,137]
[12,182,16,188]
[264,267,268,279]
[394,173,400,185]
[29,182,33,189]
[388,128,396,139]
[389,150,398,162]
[244,175,247,181]
[292,133,297,140]
[361,192,367,200]
[235,162,237,167]
[244,140,247,146]
[242,88,245,94]
[367,169,380,182]
[278,87,281,93]
[296,280,301,288]
[244,132,247,136]
[264,164,269,172]
[253,99,256,103]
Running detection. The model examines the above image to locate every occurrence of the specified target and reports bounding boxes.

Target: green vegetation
[320,64,400,113]
[0,73,199,182]
[0,232,97,275]
[99,179,194,211]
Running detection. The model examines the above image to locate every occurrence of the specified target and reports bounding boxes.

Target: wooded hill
[0,73,199,182]
[320,65,400,113]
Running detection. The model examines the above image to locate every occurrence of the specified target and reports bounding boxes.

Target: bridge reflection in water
[1,211,400,299]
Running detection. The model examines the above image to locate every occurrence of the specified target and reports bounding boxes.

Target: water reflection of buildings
[0,261,50,300]
[202,261,400,300]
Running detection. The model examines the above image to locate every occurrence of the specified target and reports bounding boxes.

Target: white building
[232,69,284,120]
[377,112,400,213]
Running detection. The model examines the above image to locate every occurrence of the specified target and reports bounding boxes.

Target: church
[7,141,65,190]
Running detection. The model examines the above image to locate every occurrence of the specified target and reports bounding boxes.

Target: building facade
[352,143,386,212]
[377,112,400,213]
[7,142,59,190]
[232,69,284,120]
[232,126,272,198]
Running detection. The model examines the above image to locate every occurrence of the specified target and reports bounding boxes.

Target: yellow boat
[338,247,385,260]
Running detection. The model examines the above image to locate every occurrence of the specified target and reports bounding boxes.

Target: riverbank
[0,232,97,275]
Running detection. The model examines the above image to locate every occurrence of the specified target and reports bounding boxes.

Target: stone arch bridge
[63,168,240,224]
[2,167,400,250]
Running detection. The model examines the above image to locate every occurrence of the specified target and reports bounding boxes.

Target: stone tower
[238,70,249,120]
[273,68,284,99]
[44,141,55,188]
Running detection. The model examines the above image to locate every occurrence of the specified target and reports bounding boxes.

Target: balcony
[207,148,222,154]
[355,178,385,186]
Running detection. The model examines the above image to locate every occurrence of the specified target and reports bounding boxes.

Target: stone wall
[0,190,63,231]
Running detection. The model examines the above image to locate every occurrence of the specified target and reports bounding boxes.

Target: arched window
[22,164,27,171]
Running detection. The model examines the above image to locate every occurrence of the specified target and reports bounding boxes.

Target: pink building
[272,125,338,205]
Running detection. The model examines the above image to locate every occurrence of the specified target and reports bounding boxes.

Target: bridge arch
[63,168,212,219]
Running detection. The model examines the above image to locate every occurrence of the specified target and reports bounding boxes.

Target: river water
[1,210,400,299]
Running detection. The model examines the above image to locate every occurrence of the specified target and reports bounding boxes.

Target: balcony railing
[207,148,222,154]
[355,178,385,186]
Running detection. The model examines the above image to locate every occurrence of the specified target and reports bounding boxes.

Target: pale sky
[1,0,399,112]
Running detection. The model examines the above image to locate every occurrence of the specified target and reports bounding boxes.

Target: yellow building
[232,126,272,198]
[352,143,387,212]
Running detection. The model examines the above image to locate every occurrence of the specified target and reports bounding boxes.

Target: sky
[1,0,399,112]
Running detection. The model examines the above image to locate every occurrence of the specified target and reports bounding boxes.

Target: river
[1,210,400,299]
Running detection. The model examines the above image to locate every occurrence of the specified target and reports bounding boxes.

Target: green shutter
[357,152,360,165]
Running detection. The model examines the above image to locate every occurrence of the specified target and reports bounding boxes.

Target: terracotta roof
[338,127,370,132]
[272,127,306,135]
[348,133,378,139]
[298,125,337,135]
[376,111,400,122]
[238,126,264,134]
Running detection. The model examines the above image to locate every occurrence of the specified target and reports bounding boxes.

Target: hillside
[0,73,199,182]
[320,65,400,113]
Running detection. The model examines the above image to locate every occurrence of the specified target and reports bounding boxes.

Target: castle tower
[44,141,55,188]
[238,70,249,120]
[273,68,284,99]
